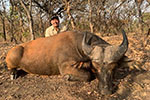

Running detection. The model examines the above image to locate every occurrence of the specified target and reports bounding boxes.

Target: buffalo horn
[82,32,93,55]
[118,30,128,55]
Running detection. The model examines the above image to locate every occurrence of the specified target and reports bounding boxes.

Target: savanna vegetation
[0,0,150,42]
[0,0,150,100]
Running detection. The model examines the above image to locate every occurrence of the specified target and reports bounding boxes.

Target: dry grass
[0,32,150,100]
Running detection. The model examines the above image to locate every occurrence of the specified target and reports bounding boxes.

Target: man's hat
[51,16,59,21]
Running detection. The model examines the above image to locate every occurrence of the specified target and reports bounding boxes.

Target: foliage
[0,0,150,42]
[143,12,150,22]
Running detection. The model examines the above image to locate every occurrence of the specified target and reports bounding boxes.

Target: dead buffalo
[6,30,128,95]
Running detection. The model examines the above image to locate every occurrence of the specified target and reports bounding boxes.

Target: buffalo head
[82,30,128,95]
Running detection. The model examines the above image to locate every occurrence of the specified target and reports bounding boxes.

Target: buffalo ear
[120,56,133,62]
[103,30,129,64]
[117,55,143,71]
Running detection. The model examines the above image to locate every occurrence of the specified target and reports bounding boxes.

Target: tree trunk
[64,0,76,30]
[9,0,17,43]
[29,14,35,40]
[39,13,44,37]
[20,0,35,40]
[88,0,94,33]
[18,5,25,42]
[135,0,144,33]
[2,0,17,43]
[1,18,7,41]
[10,22,17,43]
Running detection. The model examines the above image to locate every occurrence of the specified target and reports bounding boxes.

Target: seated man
[45,16,67,37]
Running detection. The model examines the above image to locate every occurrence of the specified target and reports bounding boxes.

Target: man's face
[51,19,59,27]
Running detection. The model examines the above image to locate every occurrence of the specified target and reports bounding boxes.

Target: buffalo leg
[10,68,18,80]
[59,62,92,82]
[62,68,92,82]
[63,72,91,82]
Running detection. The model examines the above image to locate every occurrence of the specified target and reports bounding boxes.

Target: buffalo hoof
[10,74,17,80]
[101,89,112,96]
[63,74,80,81]
[98,85,112,95]
[63,74,74,81]
[10,68,18,80]
[63,74,70,81]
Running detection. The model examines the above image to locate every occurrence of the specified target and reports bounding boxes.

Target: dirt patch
[0,33,150,100]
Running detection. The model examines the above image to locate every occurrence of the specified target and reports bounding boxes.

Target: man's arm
[45,27,52,37]
[60,25,68,32]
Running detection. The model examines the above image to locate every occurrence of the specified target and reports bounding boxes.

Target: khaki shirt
[45,25,67,37]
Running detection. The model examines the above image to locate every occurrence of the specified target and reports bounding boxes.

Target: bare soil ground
[0,33,150,100]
